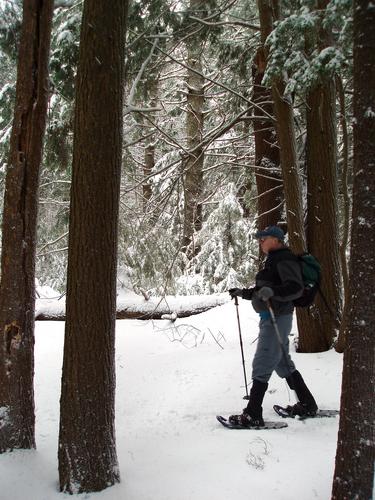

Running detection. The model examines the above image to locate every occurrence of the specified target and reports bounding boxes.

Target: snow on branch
[153,43,275,122]
[189,16,260,30]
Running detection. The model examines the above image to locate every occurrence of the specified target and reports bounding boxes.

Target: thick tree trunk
[299,78,342,352]
[0,0,53,453]
[58,0,127,493]
[297,0,342,352]
[257,0,312,351]
[331,2,375,497]
[182,2,205,257]
[252,47,283,228]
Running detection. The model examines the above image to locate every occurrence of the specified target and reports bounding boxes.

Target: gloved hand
[229,288,243,299]
[257,286,274,301]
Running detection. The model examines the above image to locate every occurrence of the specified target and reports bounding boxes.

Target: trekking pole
[233,296,250,400]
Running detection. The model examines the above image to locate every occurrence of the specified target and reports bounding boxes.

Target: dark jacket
[244,247,303,316]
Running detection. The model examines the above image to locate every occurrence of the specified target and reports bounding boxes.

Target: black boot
[229,379,268,427]
[286,370,318,416]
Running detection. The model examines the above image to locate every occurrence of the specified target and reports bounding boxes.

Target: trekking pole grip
[234,295,239,306]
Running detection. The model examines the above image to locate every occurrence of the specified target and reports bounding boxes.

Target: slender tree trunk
[252,46,283,228]
[336,75,350,298]
[335,75,351,353]
[182,0,205,257]
[0,0,53,453]
[331,2,375,497]
[271,79,305,254]
[143,77,158,210]
[143,135,154,207]
[58,0,127,493]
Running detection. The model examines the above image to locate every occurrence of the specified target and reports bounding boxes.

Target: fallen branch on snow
[35,294,229,321]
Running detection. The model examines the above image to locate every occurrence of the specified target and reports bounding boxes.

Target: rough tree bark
[257,0,333,353]
[331,1,375,497]
[0,0,54,453]
[304,79,342,351]
[301,0,342,352]
[252,45,283,228]
[271,79,305,254]
[58,0,127,493]
[257,0,306,254]
[182,0,205,257]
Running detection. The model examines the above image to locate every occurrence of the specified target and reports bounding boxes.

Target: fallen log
[35,294,228,321]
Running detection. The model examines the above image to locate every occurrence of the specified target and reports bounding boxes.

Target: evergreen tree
[331,0,375,496]
[0,0,54,452]
[261,0,351,351]
[58,0,127,492]
[304,0,342,351]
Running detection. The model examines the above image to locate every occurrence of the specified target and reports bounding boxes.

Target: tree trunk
[271,80,305,254]
[252,46,283,228]
[331,2,375,497]
[300,78,342,352]
[0,0,53,453]
[143,77,158,210]
[182,2,205,257]
[296,0,342,352]
[257,0,312,351]
[335,75,351,353]
[58,0,127,493]
[257,0,305,254]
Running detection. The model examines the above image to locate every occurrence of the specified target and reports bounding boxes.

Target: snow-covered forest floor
[0,298,342,500]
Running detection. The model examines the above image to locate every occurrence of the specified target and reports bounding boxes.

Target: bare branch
[38,231,69,254]
[255,200,285,219]
[125,38,159,114]
[37,246,68,258]
[39,180,71,189]
[153,43,275,121]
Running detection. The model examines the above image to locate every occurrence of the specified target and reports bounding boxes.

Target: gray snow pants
[252,313,296,384]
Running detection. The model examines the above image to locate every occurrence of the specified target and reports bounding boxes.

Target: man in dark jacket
[229,225,317,427]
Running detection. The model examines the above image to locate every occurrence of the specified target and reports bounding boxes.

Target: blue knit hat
[255,225,285,241]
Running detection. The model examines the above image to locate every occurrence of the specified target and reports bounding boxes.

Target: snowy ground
[0,300,343,500]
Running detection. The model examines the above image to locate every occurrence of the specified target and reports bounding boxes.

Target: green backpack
[293,253,322,308]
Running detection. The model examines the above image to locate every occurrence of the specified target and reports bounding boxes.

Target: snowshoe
[274,404,339,420]
[228,410,264,428]
[217,415,288,430]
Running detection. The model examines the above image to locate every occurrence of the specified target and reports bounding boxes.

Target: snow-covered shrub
[177,183,258,294]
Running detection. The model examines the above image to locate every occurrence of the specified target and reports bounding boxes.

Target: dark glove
[257,286,274,301]
[242,287,255,300]
[229,288,243,299]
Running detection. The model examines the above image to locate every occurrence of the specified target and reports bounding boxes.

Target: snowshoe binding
[217,415,287,430]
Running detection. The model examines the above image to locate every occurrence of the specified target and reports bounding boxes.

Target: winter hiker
[228,225,318,427]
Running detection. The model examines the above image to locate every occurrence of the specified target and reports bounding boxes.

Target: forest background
[0,0,353,352]
[0,0,373,498]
